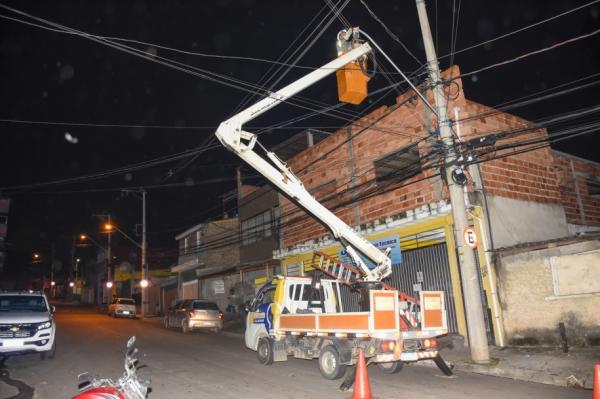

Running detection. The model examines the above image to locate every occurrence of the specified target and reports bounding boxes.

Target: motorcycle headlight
[37,320,52,330]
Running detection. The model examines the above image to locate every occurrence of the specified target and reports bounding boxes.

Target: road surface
[0,306,590,398]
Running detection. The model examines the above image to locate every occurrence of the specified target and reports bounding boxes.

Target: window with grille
[587,177,600,197]
[241,209,274,245]
[374,144,422,184]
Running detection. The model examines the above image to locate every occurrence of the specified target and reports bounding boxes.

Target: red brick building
[274,66,600,344]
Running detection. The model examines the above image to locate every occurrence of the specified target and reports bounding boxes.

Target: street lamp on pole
[79,232,112,301]
[92,213,112,302]
[103,221,148,317]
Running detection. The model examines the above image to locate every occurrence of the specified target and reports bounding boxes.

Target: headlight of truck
[37,320,52,330]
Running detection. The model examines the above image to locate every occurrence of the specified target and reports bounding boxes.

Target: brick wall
[277,66,570,248]
[205,218,240,268]
[554,152,600,227]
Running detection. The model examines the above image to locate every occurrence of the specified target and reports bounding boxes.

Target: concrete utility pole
[141,190,147,318]
[415,0,490,363]
[107,213,112,293]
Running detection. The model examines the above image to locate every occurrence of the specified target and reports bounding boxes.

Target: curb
[446,360,593,389]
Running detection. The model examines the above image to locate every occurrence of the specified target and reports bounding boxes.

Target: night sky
[1,0,598,280]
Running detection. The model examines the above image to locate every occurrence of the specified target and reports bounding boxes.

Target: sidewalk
[434,336,599,389]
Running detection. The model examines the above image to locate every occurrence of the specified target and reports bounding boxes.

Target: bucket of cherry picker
[336,59,370,105]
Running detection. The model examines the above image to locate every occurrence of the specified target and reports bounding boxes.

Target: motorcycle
[73,336,150,399]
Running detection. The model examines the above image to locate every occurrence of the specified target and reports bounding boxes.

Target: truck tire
[257,337,274,365]
[318,345,347,380]
[377,361,404,374]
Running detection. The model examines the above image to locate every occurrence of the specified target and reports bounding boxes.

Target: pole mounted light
[69,281,75,288]
[140,279,149,288]
[106,281,113,289]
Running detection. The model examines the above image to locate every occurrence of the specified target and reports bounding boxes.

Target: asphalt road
[0,306,590,399]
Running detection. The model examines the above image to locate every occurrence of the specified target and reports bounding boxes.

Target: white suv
[0,291,56,359]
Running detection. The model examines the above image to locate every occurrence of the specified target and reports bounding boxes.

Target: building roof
[175,222,205,241]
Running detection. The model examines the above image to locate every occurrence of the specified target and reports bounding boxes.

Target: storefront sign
[339,234,402,269]
[213,280,225,294]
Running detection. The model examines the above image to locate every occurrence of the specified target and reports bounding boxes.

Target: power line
[458,28,600,79]
[358,0,423,65]
[439,0,600,60]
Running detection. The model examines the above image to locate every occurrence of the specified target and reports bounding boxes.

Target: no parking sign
[463,227,478,249]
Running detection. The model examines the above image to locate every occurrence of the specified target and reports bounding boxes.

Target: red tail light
[380,340,395,352]
[423,338,437,348]
[218,311,223,320]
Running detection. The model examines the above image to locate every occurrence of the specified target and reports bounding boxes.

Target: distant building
[171,217,240,310]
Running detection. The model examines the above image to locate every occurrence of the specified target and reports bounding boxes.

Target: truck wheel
[257,337,274,365]
[318,345,347,380]
[377,361,404,374]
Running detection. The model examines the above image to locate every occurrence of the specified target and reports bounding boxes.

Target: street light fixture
[106,281,113,289]
[69,281,75,288]
[99,221,148,318]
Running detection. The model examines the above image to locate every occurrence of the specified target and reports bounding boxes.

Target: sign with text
[339,234,402,269]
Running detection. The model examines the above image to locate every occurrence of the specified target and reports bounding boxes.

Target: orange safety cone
[348,348,377,399]
[594,364,600,399]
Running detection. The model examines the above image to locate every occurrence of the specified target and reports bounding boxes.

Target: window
[587,177,600,197]
[374,144,421,183]
[0,296,48,312]
[241,209,274,245]
[192,301,219,310]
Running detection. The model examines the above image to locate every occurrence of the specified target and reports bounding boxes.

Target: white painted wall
[486,195,569,248]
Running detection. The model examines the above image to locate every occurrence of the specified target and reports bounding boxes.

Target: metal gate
[388,243,458,333]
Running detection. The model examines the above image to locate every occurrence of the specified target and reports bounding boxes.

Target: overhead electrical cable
[457,28,600,79]
[439,0,600,60]
[358,0,423,65]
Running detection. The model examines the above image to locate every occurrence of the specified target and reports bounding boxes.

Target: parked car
[0,290,56,360]
[164,299,223,333]
[108,298,136,318]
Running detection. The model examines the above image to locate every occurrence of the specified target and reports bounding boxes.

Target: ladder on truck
[312,250,420,329]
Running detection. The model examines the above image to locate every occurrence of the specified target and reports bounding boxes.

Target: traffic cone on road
[348,348,377,399]
[593,364,600,399]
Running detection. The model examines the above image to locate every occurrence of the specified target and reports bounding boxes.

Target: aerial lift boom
[215,34,391,283]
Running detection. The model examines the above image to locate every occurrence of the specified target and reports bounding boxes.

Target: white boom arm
[215,42,391,282]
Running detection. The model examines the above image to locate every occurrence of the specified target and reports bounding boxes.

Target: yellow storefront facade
[278,207,505,346]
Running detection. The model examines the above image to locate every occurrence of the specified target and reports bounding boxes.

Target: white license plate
[122,311,130,314]
[4,339,24,348]
[202,321,215,326]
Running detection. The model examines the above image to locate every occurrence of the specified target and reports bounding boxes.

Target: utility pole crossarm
[215,40,392,282]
